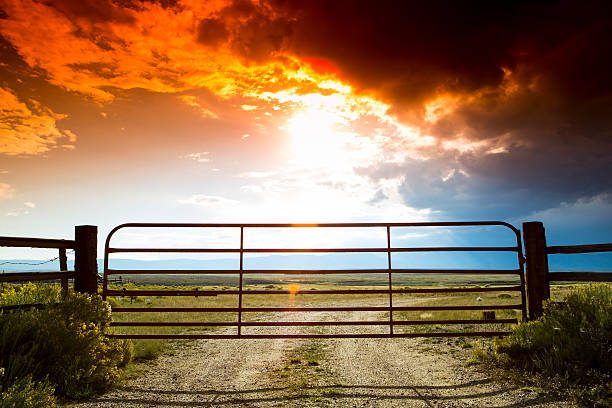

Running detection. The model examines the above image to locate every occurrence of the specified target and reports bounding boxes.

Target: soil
[68,308,572,408]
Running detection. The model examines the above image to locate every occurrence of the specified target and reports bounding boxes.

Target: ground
[68,310,571,408]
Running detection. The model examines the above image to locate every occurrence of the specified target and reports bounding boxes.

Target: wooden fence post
[74,225,98,295]
[522,222,550,320]
[59,248,68,296]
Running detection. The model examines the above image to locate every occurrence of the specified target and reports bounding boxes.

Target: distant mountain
[2,252,611,274]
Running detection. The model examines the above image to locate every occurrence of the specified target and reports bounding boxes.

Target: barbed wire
[0,250,75,267]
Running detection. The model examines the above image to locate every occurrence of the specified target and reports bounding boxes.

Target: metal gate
[103,222,527,339]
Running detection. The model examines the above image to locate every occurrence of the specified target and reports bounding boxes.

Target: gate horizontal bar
[105,286,523,297]
[105,268,522,275]
[110,318,518,327]
[106,221,520,229]
[111,304,522,312]
[108,246,518,253]
[107,331,512,339]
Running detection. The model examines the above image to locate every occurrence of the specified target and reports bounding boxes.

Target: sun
[287,108,347,166]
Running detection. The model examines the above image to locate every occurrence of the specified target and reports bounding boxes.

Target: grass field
[105,278,582,358]
[0,280,582,359]
[108,281,573,358]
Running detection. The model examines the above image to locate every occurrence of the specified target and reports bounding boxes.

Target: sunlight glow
[287,283,300,305]
[287,109,348,165]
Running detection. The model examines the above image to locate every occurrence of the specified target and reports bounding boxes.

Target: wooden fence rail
[522,221,612,319]
[0,225,98,302]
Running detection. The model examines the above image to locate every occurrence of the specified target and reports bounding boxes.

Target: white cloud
[24,201,36,208]
[0,183,15,201]
[239,171,278,178]
[182,152,210,163]
[520,194,612,229]
[178,194,239,206]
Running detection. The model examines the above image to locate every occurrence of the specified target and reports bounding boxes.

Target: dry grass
[106,281,566,357]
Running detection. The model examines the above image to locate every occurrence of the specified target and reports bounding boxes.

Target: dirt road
[70,310,571,408]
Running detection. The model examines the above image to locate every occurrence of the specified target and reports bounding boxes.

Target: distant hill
[1,252,611,274]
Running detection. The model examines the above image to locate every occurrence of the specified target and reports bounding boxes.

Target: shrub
[494,283,611,405]
[0,288,132,400]
[0,283,62,307]
[0,370,56,408]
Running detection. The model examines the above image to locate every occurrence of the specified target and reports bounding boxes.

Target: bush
[494,283,611,405]
[0,283,62,307]
[0,288,132,400]
[0,370,56,408]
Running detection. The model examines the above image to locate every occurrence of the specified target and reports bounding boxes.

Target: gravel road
[69,309,572,407]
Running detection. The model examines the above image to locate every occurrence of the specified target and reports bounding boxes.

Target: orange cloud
[0,0,298,102]
[0,87,76,155]
[179,95,218,119]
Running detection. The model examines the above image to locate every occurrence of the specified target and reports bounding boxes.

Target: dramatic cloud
[0,87,76,155]
[0,0,300,102]
[269,0,612,217]
[0,0,610,220]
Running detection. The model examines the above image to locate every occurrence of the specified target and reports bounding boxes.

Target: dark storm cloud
[267,0,612,217]
[194,0,293,62]
[197,17,230,48]
[272,0,612,106]
[44,0,135,25]
[1,0,610,219]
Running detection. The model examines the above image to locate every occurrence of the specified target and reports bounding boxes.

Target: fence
[0,225,98,310]
[2,222,611,323]
[522,221,612,319]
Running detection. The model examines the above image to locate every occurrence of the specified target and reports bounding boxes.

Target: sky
[0,0,611,263]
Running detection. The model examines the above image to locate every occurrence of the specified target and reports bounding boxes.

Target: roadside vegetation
[477,283,611,407]
[2,280,608,407]
[0,283,132,407]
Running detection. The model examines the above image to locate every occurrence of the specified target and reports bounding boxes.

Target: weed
[467,356,480,366]
[307,358,320,366]
[132,339,164,360]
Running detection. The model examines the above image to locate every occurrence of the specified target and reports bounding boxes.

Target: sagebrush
[0,284,132,402]
[494,283,611,406]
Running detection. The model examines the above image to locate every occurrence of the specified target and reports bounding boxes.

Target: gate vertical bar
[238,226,244,335]
[515,232,528,321]
[387,225,394,335]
